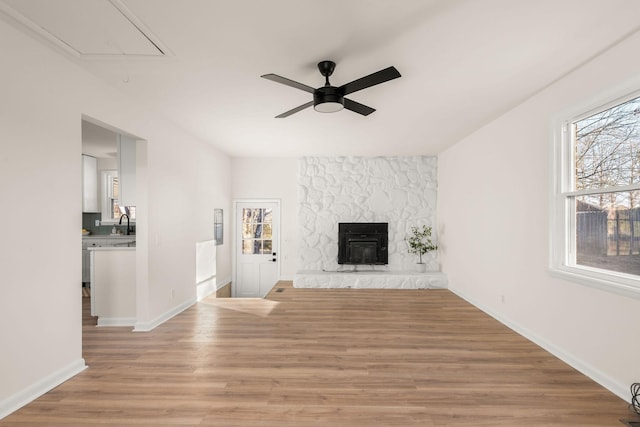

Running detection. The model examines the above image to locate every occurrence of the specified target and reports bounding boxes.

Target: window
[101,170,135,223]
[552,91,640,296]
[214,208,223,245]
[241,208,272,254]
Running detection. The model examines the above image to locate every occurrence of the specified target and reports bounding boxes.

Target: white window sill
[549,264,640,300]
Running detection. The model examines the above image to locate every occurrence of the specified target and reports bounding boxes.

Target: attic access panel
[0,0,165,56]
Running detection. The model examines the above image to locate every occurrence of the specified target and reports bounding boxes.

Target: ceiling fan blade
[275,101,314,118]
[339,66,401,96]
[261,74,316,93]
[344,98,376,116]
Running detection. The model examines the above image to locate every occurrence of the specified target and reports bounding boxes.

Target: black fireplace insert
[338,222,388,265]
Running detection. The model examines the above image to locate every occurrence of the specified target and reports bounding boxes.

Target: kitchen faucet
[119,214,131,235]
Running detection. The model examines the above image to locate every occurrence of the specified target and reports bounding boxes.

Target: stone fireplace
[298,156,438,273]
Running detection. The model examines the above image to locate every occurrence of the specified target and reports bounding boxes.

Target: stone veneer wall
[298,156,437,272]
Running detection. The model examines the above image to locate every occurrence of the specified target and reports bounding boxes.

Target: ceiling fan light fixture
[313,87,344,113]
[314,100,344,113]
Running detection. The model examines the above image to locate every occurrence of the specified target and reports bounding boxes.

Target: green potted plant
[406,225,437,272]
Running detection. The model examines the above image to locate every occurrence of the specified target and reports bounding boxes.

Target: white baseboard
[133,298,195,332]
[197,278,216,301]
[216,276,231,291]
[0,359,87,420]
[96,317,136,327]
[449,287,629,401]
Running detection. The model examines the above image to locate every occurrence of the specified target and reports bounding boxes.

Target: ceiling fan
[261,60,401,118]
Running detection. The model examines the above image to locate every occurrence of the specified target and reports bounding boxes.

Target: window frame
[550,85,640,299]
[100,169,136,225]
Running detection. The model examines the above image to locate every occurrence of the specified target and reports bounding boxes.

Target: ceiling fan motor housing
[313,86,344,112]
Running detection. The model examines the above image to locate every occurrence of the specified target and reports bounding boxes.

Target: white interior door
[235,201,279,298]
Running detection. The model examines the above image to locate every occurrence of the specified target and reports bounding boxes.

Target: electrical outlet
[171,289,175,299]
[95,219,100,226]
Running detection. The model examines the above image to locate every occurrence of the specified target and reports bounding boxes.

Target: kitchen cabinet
[82,236,136,285]
[90,247,136,325]
[82,249,91,283]
[82,154,98,212]
[117,135,136,207]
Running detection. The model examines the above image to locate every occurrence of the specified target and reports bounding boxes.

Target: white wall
[0,17,231,417]
[438,31,640,399]
[231,158,299,280]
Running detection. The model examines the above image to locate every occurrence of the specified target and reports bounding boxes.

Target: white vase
[416,263,427,273]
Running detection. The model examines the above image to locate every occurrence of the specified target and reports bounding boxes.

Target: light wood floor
[3,282,638,426]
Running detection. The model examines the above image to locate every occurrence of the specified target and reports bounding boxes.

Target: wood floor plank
[2,281,638,426]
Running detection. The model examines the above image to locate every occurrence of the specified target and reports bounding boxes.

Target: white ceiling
[3,0,640,157]
[82,119,118,158]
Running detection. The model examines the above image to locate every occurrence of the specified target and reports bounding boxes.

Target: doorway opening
[80,115,147,330]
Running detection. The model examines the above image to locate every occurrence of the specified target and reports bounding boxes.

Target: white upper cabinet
[117,135,136,207]
[82,154,98,212]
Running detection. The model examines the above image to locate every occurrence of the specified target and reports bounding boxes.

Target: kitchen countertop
[84,235,136,249]
[83,235,136,240]
[88,246,135,251]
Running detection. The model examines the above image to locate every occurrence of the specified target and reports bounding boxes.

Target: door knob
[271,258,277,262]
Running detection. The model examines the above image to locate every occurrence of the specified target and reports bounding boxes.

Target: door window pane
[253,240,262,254]
[241,208,273,255]
[242,208,262,223]
[263,209,273,223]
[243,239,265,255]
[263,224,272,238]
[242,224,252,239]
[243,224,263,239]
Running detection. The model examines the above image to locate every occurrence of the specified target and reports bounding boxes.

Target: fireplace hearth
[338,223,388,265]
